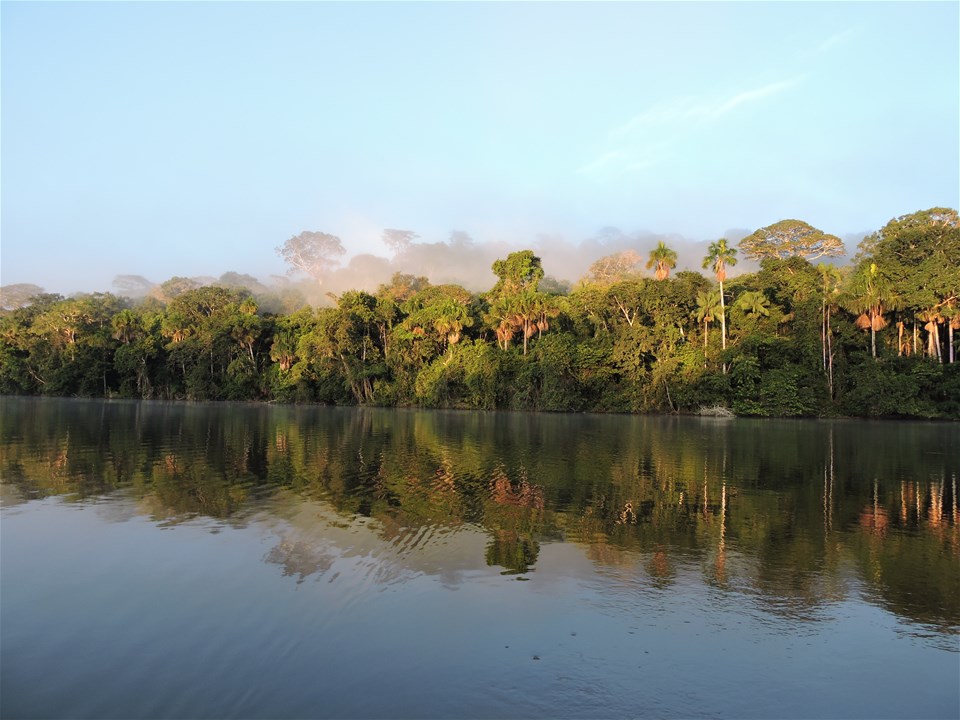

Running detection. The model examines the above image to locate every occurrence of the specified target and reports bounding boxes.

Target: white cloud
[579,77,803,182]
[713,79,799,117]
[812,27,859,56]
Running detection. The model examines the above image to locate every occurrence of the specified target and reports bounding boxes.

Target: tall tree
[817,263,842,397]
[111,275,155,299]
[863,208,959,362]
[843,262,899,359]
[0,284,45,311]
[152,276,201,304]
[485,251,555,355]
[739,220,844,262]
[646,241,677,281]
[694,289,721,349]
[382,229,419,257]
[583,250,642,286]
[276,231,346,283]
[490,250,544,296]
[402,284,476,359]
[702,239,738,349]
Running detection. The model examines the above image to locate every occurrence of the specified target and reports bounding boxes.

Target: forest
[1,208,958,419]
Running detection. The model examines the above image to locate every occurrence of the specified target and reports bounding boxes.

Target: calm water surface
[1,397,957,719]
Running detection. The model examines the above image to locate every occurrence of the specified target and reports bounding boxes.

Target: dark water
[1,397,957,719]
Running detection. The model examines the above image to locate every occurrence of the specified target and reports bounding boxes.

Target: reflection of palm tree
[715,481,727,584]
[824,426,834,534]
[859,479,889,537]
[648,546,673,582]
[485,531,539,575]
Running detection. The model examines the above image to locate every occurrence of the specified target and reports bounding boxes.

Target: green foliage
[858,208,959,362]
[739,219,845,261]
[702,239,738,282]
[646,241,678,281]
[837,356,959,419]
[490,250,544,297]
[2,212,958,418]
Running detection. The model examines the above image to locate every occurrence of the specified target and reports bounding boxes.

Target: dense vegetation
[1,208,958,418]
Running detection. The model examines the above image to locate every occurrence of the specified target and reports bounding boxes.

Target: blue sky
[2,1,958,294]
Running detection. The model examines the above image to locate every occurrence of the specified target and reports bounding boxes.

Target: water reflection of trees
[1,398,956,633]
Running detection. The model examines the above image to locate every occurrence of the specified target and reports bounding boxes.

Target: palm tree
[111,309,141,345]
[646,241,677,281]
[842,262,899,359]
[432,299,473,358]
[917,308,944,362]
[484,295,519,351]
[512,289,543,356]
[735,290,771,318]
[702,239,738,349]
[534,293,561,340]
[817,263,842,398]
[694,290,721,349]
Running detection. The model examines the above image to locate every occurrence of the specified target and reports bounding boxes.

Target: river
[1,397,957,718]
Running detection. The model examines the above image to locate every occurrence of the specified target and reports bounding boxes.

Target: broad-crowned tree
[276,231,346,283]
[739,220,844,262]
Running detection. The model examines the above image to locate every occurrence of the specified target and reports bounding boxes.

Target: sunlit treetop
[584,250,643,286]
[702,239,738,283]
[276,231,346,283]
[646,241,678,281]
[739,220,844,262]
[490,250,544,297]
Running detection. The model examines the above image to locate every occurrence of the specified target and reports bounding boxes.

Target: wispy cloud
[579,77,803,180]
[610,97,708,140]
[813,27,859,56]
[714,79,797,116]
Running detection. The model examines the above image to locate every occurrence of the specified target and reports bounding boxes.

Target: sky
[2,1,958,295]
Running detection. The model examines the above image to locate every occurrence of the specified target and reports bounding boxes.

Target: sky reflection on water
[1,398,957,718]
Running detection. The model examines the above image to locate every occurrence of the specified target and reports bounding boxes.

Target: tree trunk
[719,280,727,350]
[927,323,937,358]
[821,298,827,371]
[950,322,955,363]
[663,380,675,412]
[827,307,834,399]
[871,319,876,359]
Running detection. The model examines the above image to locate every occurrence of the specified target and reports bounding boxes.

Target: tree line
[1,208,957,418]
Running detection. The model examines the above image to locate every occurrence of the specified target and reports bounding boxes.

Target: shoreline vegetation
[1,209,958,419]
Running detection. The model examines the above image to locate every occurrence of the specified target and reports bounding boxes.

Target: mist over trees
[89,225,742,309]
[1,209,957,419]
